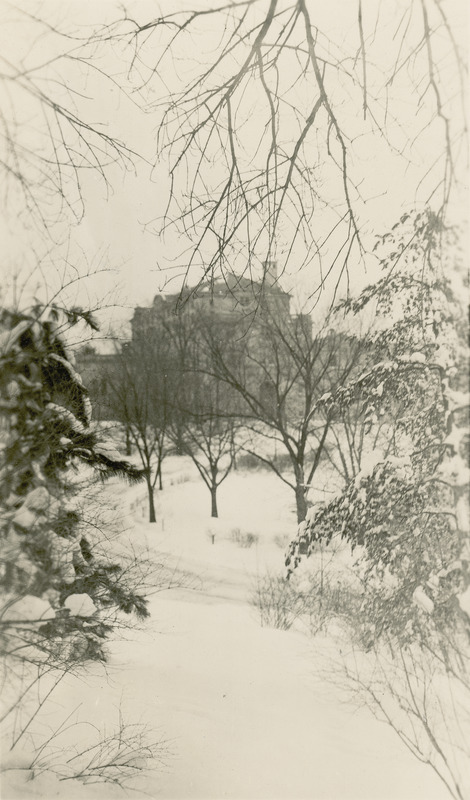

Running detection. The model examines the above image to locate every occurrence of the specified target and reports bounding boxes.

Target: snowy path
[109,587,449,800]
[2,466,453,799]
[103,468,450,800]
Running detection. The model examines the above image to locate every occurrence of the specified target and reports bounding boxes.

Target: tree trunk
[175,427,185,456]
[125,426,132,456]
[294,482,308,524]
[146,476,156,523]
[210,485,218,518]
[156,461,163,490]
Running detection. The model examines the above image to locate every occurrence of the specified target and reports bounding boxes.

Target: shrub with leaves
[287,210,469,647]
[285,210,469,799]
[0,304,147,665]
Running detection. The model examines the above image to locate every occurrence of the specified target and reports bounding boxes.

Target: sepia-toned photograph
[0,1,468,798]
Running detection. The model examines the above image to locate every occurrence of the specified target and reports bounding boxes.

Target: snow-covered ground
[1,459,452,799]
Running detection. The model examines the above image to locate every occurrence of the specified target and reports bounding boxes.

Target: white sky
[0,0,468,340]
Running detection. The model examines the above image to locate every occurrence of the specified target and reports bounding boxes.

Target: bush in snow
[230,528,259,548]
[251,556,362,636]
[251,572,306,630]
[0,304,148,668]
[286,210,470,799]
[24,707,168,791]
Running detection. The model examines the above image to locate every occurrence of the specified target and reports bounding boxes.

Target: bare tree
[96,0,466,301]
[161,311,241,519]
[204,308,363,522]
[0,5,143,234]
[336,637,469,800]
[107,341,173,523]
[170,392,239,519]
[317,363,404,485]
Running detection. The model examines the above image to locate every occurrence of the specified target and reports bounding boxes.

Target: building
[76,263,341,422]
[131,262,301,341]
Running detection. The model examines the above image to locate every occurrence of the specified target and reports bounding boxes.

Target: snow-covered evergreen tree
[0,304,148,664]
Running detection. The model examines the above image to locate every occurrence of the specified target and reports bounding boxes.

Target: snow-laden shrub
[287,211,470,647]
[286,210,470,799]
